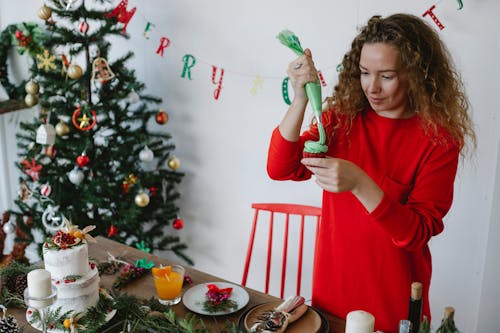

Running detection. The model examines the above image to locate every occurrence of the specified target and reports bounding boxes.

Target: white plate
[183,282,250,316]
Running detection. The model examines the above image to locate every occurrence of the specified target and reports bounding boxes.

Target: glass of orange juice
[152,265,185,305]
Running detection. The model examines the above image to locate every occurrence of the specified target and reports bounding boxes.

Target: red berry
[15,30,23,38]
[173,218,184,230]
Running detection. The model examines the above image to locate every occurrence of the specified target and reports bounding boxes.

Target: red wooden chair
[241,203,322,299]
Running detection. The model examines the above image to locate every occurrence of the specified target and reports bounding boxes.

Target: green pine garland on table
[0,261,243,333]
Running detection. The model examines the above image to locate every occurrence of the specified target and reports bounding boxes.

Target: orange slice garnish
[152,265,172,278]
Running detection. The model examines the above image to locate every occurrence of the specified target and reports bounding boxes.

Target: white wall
[1,1,499,331]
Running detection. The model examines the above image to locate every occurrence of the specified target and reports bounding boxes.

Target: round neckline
[365,107,419,125]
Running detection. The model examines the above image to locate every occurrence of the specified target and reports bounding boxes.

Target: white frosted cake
[42,223,100,315]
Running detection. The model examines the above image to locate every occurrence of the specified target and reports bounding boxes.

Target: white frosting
[43,242,89,280]
[43,241,101,315]
[49,267,100,314]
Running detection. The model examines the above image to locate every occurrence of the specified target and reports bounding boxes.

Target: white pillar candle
[345,310,375,333]
[27,269,52,308]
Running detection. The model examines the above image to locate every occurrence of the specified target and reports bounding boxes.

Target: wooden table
[10,236,346,332]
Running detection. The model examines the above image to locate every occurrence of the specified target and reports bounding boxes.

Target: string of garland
[0,261,244,333]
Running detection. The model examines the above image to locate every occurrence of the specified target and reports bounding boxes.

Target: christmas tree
[7,0,191,264]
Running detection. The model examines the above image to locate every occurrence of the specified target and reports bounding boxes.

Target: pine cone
[14,274,27,297]
[0,314,19,333]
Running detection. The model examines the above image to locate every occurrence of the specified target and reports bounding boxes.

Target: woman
[267,14,475,332]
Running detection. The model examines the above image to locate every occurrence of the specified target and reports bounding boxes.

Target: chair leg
[242,208,259,286]
[265,211,274,294]
[280,213,290,299]
[297,214,305,296]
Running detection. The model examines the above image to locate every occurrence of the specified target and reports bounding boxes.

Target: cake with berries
[42,221,100,315]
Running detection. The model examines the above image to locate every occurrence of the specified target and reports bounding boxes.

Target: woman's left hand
[301,156,384,212]
[301,157,363,193]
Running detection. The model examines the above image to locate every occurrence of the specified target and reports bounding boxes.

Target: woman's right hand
[286,48,318,104]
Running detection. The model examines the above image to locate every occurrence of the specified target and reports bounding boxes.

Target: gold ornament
[25,80,40,95]
[67,64,83,79]
[135,192,150,207]
[38,5,52,21]
[24,94,39,107]
[36,49,57,72]
[167,156,181,170]
[55,120,70,136]
[91,57,115,83]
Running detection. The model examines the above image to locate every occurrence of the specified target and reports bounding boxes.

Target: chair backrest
[241,203,322,299]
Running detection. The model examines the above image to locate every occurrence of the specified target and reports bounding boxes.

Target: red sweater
[267,108,459,333]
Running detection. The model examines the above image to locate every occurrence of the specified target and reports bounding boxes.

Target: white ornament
[40,183,52,197]
[127,90,140,104]
[2,221,16,234]
[59,0,83,10]
[41,205,66,232]
[36,124,56,145]
[139,146,154,162]
[68,167,84,185]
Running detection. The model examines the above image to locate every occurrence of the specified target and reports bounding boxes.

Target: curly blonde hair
[329,13,476,153]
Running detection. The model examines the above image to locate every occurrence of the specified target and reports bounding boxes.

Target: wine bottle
[435,306,460,333]
[407,281,422,333]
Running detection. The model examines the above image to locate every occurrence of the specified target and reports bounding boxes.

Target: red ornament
[76,154,90,167]
[21,158,42,181]
[173,218,184,230]
[45,145,56,158]
[156,109,169,124]
[149,186,158,196]
[108,224,118,238]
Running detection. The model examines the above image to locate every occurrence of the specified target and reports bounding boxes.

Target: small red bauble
[76,154,90,167]
[156,109,169,125]
[173,218,184,230]
[108,224,118,238]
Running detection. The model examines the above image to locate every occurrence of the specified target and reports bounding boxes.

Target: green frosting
[304,140,328,154]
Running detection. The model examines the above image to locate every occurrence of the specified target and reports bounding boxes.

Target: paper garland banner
[211,66,225,100]
[156,36,171,57]
[181,54,196,80]
[104,0,136,34]
[126,0,464,104]
[143,22,154,39]
[422,5,445,30]
[281,77,291,105]
[250,75,263,96]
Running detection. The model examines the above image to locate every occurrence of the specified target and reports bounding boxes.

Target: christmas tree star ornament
[72,105,97,131]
